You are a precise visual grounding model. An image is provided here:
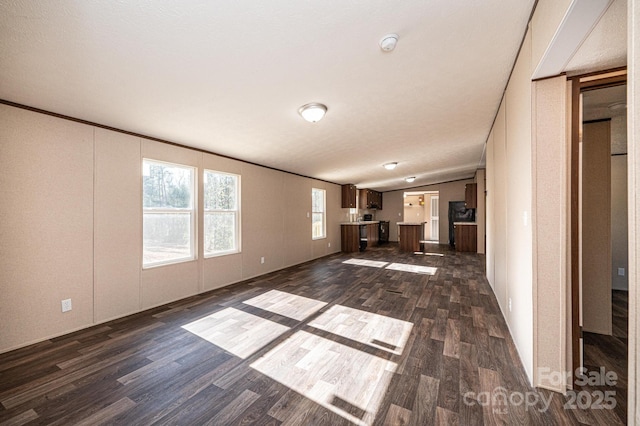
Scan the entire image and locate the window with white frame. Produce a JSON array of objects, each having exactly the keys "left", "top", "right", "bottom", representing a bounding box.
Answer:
[
  {"left": 143, "top": 159, "right": 195, "bottom": 267},
  {"left": 312, "top": 188, "right": 326, "bottom": 240},
  {"left": 204, "top": 170, "right": 240, "bottom": 256}
]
